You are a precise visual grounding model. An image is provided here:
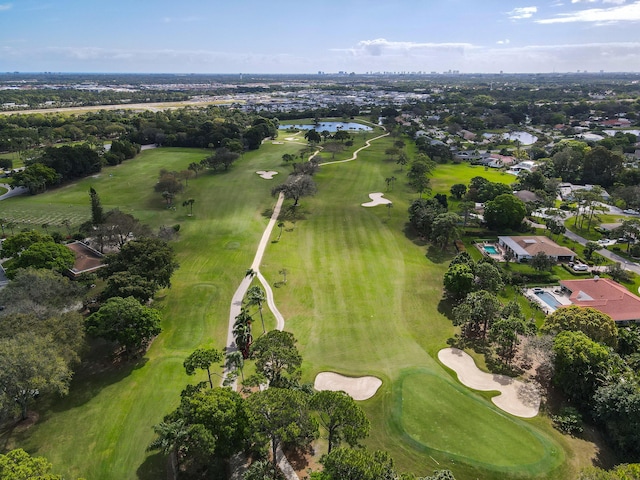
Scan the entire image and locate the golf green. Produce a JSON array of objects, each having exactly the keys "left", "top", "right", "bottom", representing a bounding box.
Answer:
[{"left": 399, "top": 372, "right": 561, "bottom": 474}]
